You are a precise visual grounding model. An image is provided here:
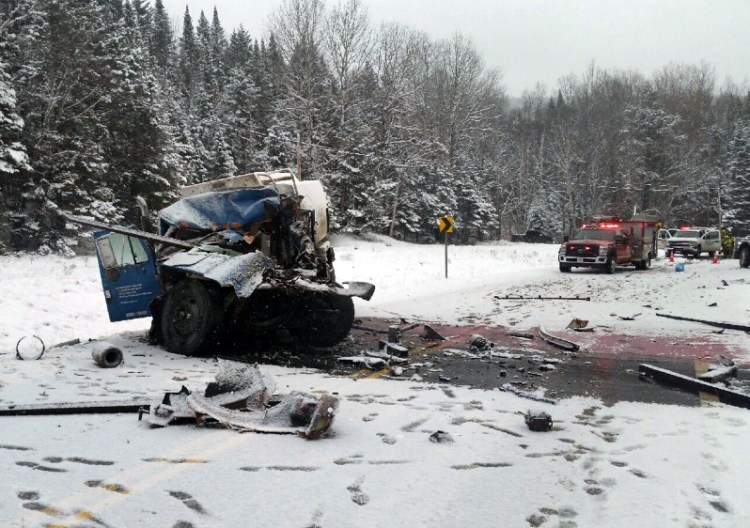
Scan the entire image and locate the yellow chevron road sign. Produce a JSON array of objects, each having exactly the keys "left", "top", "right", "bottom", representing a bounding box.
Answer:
[{"left": 438, "top": 216, "right": 454, "bottom": 234}]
